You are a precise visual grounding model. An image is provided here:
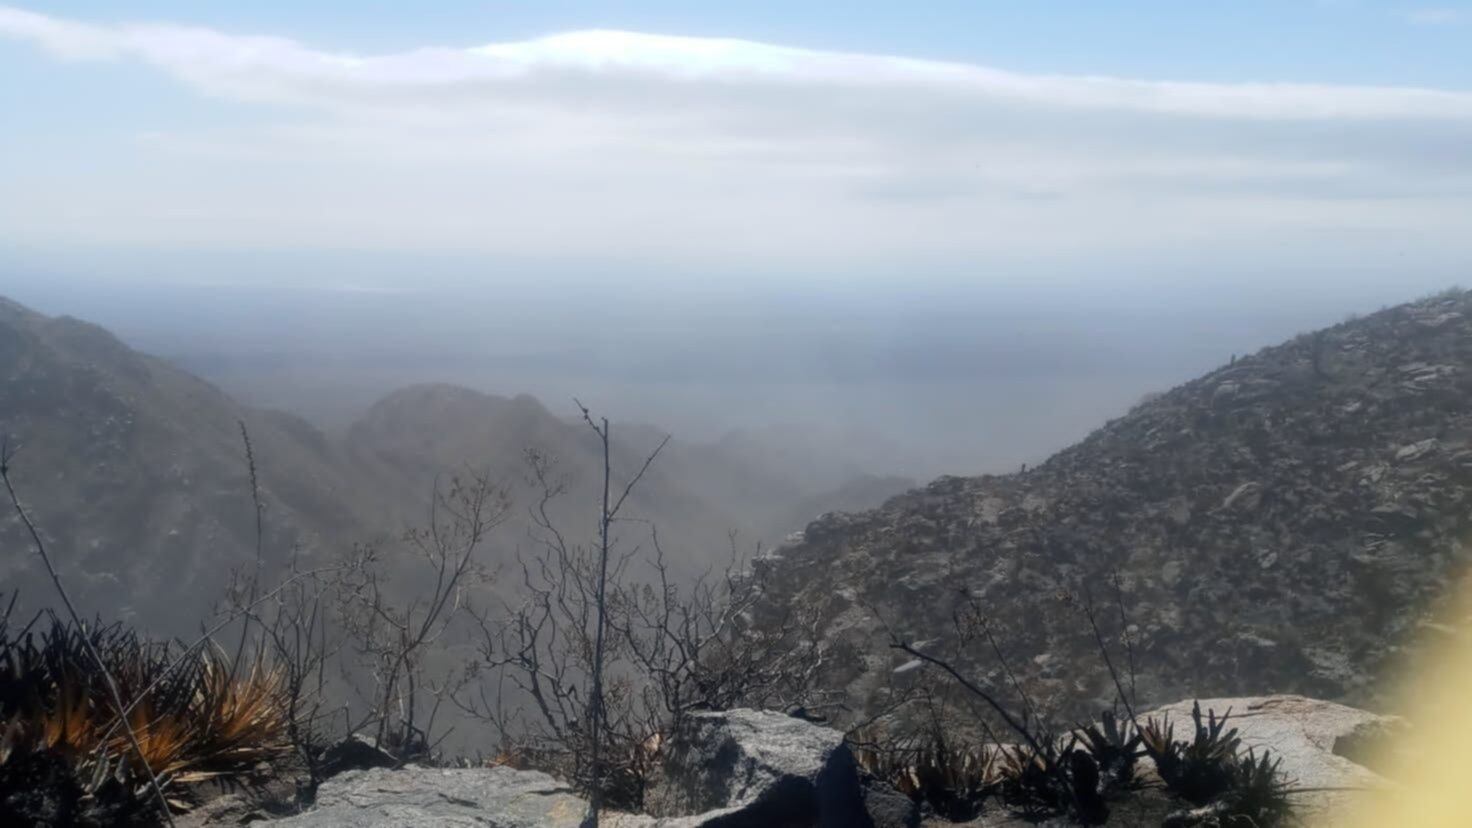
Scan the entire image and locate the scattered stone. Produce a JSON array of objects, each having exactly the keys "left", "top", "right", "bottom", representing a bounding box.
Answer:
[
  {"left": 1211, "top": 382, "right": 1241, "bottom": 406},
  {"left": 1221, "top": 482, "right": 1263, "bottom": 512},
  {"left": 1395, "top": 439, "right": 1439, "bottom": 462}
]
